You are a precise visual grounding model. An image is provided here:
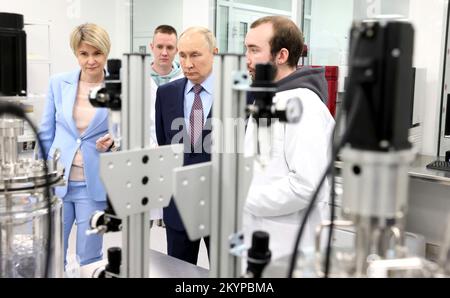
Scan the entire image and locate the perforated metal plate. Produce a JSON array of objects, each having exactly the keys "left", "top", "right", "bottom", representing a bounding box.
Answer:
[
  {"left": 100, "top": 144, "right": 184, "bottom": 217},
  {"left": 173, "top": 162, "right": 212, "bottom": 241}
]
